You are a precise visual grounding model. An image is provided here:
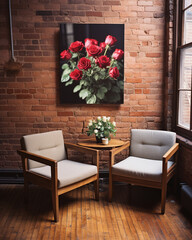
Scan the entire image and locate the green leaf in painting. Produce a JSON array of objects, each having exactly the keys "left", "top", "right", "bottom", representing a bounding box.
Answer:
[
  {"left": 61, "top": 63, "right": 69, "bottom": 70},
  {"left": 94, "top": 74, "right": 99, "bottom": 81},
  {"left": 80, "top": 80, "right": 85, "bottom": 86},
  {"left": 96, "top": 87, "right": 108, "bottom": 100},
  {"left": 73, "top": 85, "right": 81, "bottom": 93},
  {"left": 61, "top": 72, "right": 70, "bottom": 82},
  {"left": 98, "top": 70, "right": 106, "bottom": 80},
  {"left": 65, "top": 79, "right": 73, "bottom": 86},
  {"left": 86, "top": 95, "right": 96, "bottom": 104},
  {"left": 79, "top": 89, "right": 90, "bottom": 99},
  {"left": 72, "top": 53, "right": 78, "bottom": 59},
  {"left": 117, "top": 81, "right": 124, "bottom": 89},
  {"left": 63, "top": 68, "right": 71, "bottom": 75}
]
